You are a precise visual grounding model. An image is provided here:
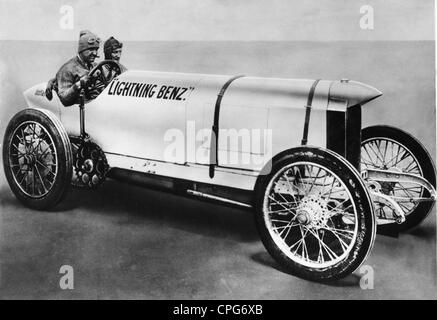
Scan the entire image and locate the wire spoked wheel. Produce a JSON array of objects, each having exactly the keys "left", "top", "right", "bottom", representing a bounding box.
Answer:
[
  {"left": 361, "top": 125, "right": 436, "bottom": 230},
  {"left": 8, "top": 121, "right": 58, "bottom": 198},
  {"left": 265, "top": 162, "right": 358, "bottom": 269},
  {"left": 3, "top": 109, "right": 72, "bottom": 210},
  {"left": 254, "top": 147, "right": 375, "bottom": 281}
]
